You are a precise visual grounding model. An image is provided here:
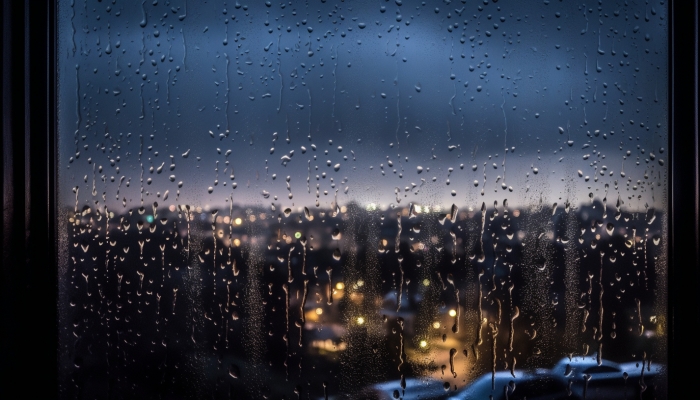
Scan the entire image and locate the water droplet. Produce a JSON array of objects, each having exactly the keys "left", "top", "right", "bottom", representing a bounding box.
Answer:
[
  {"left": 606, "top": 223, "right": 614, "bottom": 235},
  {"left": 229, "top": 364, "right": 240, "bottom": 379}
]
